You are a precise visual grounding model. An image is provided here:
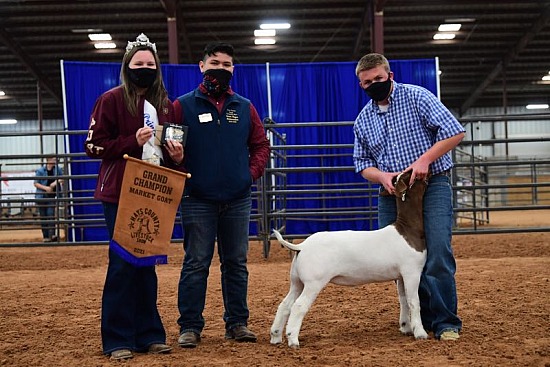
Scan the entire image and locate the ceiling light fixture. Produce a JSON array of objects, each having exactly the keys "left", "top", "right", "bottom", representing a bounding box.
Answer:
[
  {"left": 254, "top": 38, "right": 276, "bottom": 45},
  {"left": 433, "top": 33, "right": 456, "bottom": 40},
  {"left": 438, "top": 23, "right": 461, "bottom": 32},
  {"left": 0, "top": 119, "right": 17, "bottom": 125},
  {"left": 260, "top": 22, "right": 291, "bottom": 30},
  {"left": 88, "top": 33, "right": 112, "bottom": 41},
  {"left": 94, "top": 42, "right": 117, "bottom": 49},
  {"left": 254, "top": 29, "right": 276, "bottom": 37},
  {"left": 71, "top": 28, "right": 103, "bottom": 33},
  {"left": 525, "top": 104, "right": 549, "bottom": 109},
  {"left": 445, "top": 18, "right": 475, "bottom": 23}
]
